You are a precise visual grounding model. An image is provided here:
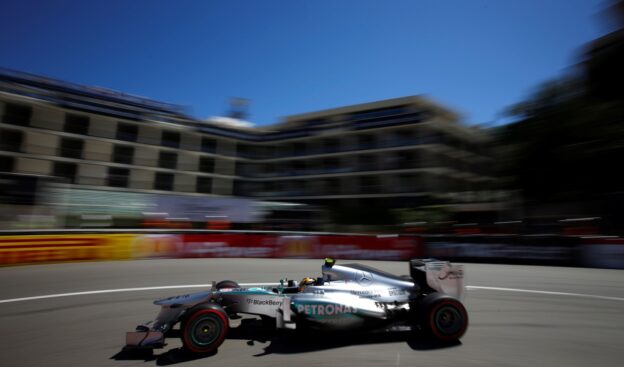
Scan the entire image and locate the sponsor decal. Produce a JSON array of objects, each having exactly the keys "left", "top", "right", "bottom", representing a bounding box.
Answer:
[
  {"left": 350, "top": 289, "right": 381, "bottom": 298},
  {"left": 388, "top": 288, "right": 406, "bottom": 296},
  {"left": 297, "top": 303, "right": 357, "bottom": 316},
  {"left": 438, "top": 268, "right": 464, "bottom": 280},
  {"left": 245, "top": 299, "right": 283, "bottom": 306},
  {"left": 218, "top": 287, "right": 241, "bottom": 292},
  {"left": 161, "top": 294, "right": 191, "bottom": 302}
]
